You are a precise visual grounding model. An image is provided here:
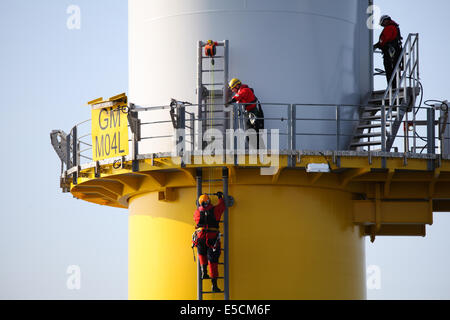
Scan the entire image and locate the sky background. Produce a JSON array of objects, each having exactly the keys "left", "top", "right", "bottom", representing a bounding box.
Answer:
[{"left": 0, "top": 0, "right": 449, "bottom": 300}]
